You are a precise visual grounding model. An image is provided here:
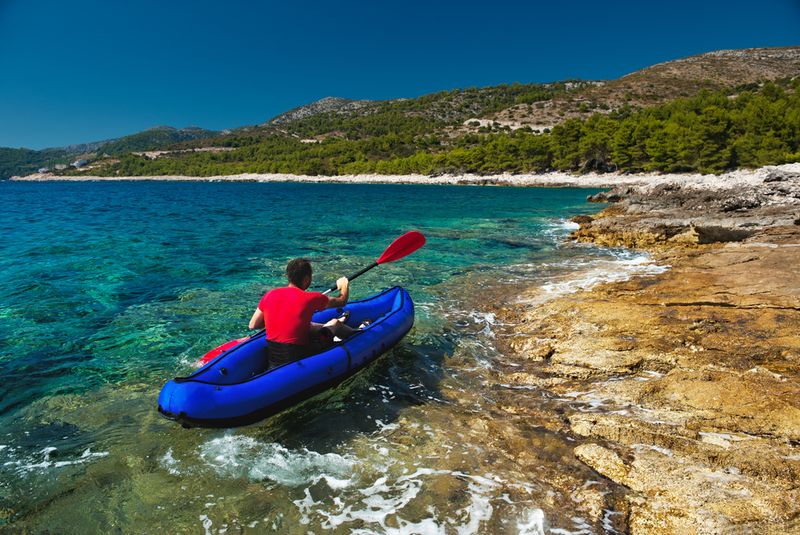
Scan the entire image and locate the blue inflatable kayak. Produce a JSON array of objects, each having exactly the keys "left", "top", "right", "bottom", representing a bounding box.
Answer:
[{"left": 158, "top": 286, "right": 414, "bottom": 428}]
